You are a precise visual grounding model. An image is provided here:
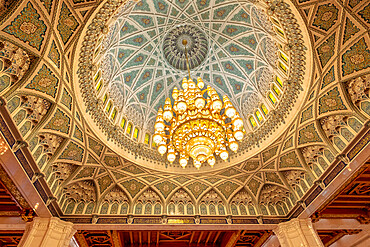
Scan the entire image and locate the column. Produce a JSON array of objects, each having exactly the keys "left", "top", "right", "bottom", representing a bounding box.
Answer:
[
  {"left": 18, "top": 217, "right": 76, "bottom": 247},
  {"left": 273, "top": 218, "right": 324, "bottom": 247}
]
